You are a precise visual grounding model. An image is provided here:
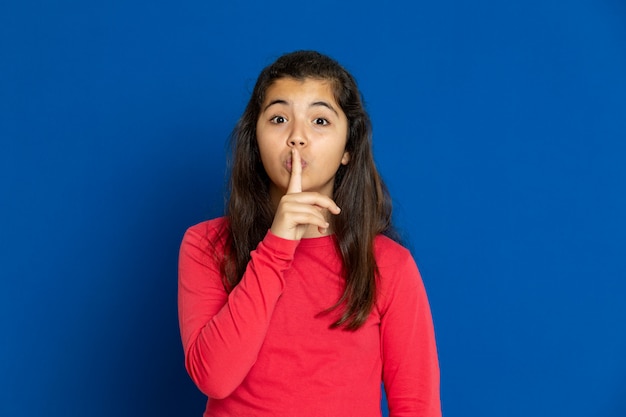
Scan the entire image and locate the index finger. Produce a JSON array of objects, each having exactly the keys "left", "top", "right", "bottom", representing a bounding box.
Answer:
[{"left": 287, "top": 148, "right": 302, "bottom": 194}]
